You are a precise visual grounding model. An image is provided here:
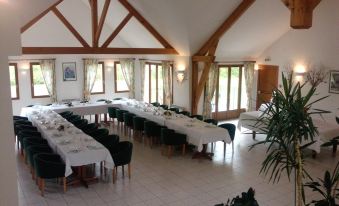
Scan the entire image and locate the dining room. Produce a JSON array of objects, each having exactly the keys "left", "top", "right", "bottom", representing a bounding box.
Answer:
[{"left": 1, "top": 0, "right": 339, "bottom": 205}]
